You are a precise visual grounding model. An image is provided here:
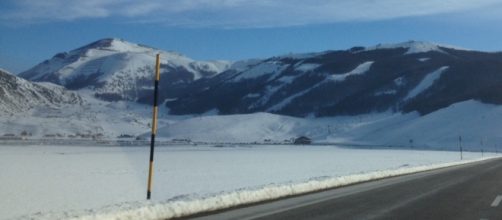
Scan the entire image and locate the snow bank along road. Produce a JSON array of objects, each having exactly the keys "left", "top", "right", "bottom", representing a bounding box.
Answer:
[{"left": 193, "top": 157, "right": 502, "bottom": 220}]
